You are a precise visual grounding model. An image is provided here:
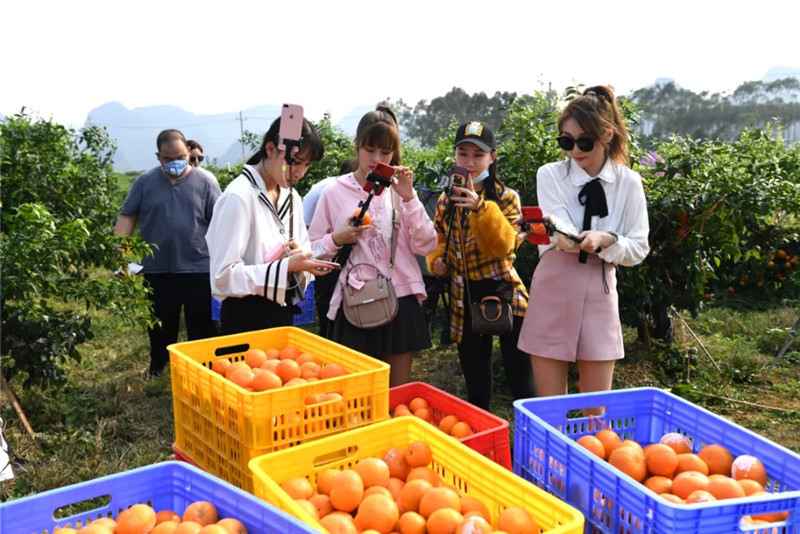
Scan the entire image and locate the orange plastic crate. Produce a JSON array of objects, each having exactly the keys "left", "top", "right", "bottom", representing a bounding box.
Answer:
[
  {"left": 249, "top": 416, "right": 583, "bottom": 534},
  {"left": 168, "top": 327, "right": 390, "bottom": 490},
  {"left": 390, "top": 381, "right": 511, "bottom": 469}
]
